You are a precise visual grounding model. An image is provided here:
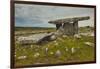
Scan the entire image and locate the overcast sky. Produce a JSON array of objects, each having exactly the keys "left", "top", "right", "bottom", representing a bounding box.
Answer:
[{"left": 15, "top": 3, "right": 94, "bottom": 27}]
